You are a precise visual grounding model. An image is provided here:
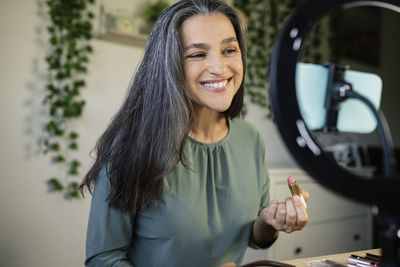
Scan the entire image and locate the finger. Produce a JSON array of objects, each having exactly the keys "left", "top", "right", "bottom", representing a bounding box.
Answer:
[
  {"left": 262, "top": 200, "right": 279, "bottom": 225},
  {"left": 260, "top": 200, "right": 278, "bottom": 226},
  {"left": 270, "top": 199, "right": 279, "bottom": 206},
  {"left": 285, "top": 197, "right": 297, "bottom": 231},
  {"left": 292, "top": 196, "right": 309, "bottom": 229},
  {"left": 275, "top": 202, "right": 287, "bottom": 227},
  {"left": 300, "top": 188, "right": 310, "bottom": 203},
  {"left": 266, "top": 200, "right": 279, "bottom": 217}
]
